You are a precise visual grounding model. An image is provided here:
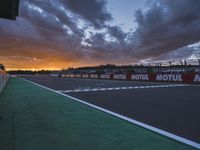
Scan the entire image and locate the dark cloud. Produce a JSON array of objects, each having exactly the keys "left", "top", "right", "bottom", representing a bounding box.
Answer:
[
  {"left": 62, "top": 0, "right": 112, "bottom": 28},
  {"left": 128, "top": 0, "right": 200, "bottom": 60},
  {"left": 0, "top": 0, "right": 200, "bottom": 69},
  {"left": 106, "top": 26, "right": 126, "bottom": 45}
]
